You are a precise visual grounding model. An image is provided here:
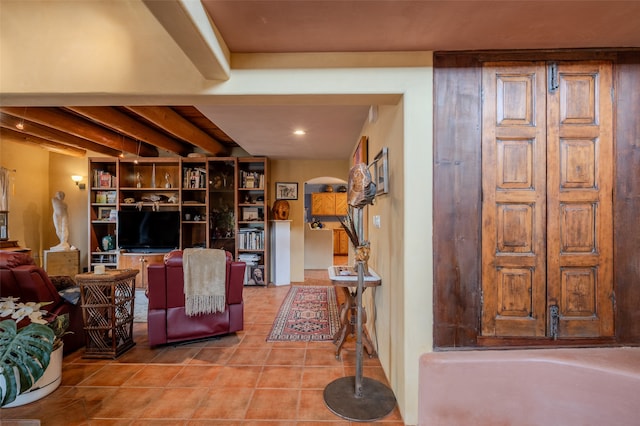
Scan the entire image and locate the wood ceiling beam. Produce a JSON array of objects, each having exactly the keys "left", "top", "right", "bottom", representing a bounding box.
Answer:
[
  {"left": 124, "top": 106, "right": 227, "bottom": 156},
  {"left": 65, "top": 106, "right": 192, "bottom": 157},
  {"left": 0, "top": 107, "right": 158, "bottom": 157},
  {"left": 0, "top": 127, "right": 87, "bottom": 157},
  {"left": 0, "top": 112, "right": 122, "bottom": 157}
]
